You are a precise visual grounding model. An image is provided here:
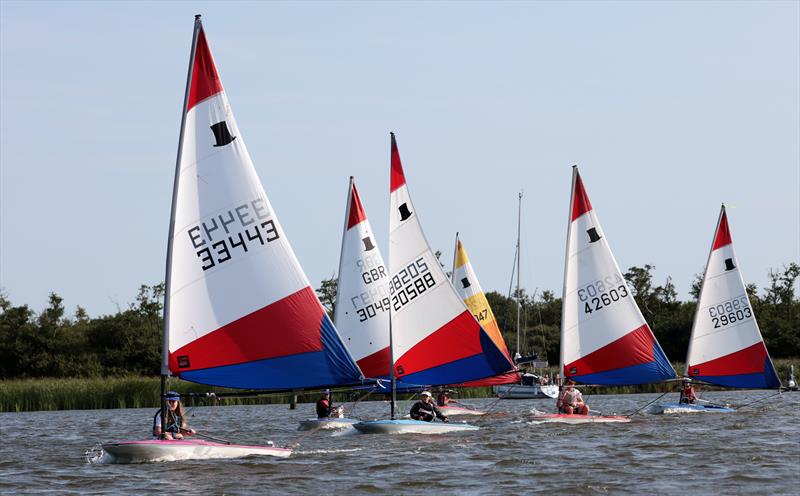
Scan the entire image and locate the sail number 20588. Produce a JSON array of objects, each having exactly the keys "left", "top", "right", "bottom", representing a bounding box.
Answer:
[
  {"left": 709, "top": 296, "right": 752, "bottom": 328},
  {"left": 579, "top": 274, "right": 630, "bottom": 314},
  {"left": 390, "top": 257, "right": 435, "bottom": 311}
]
